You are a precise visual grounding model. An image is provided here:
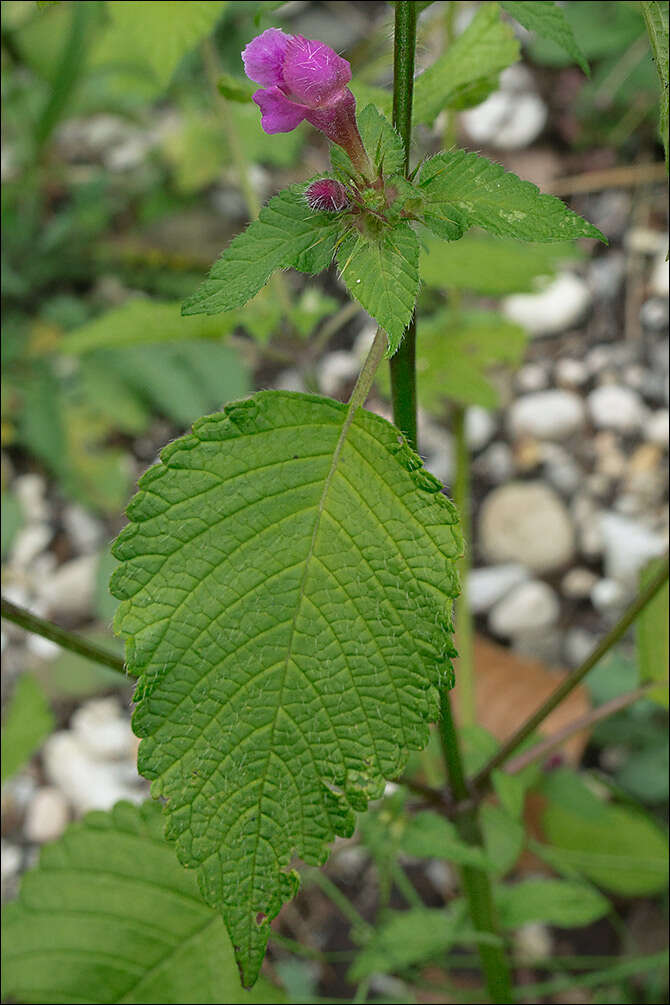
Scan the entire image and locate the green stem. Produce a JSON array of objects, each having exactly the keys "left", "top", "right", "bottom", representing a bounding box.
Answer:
[
  {"left": 471, "top": 555, "right": 669, "bottom": 795},
  {"left": 389, "top": 1, "right": 418, "bottom": 450},
  {"left": 1, "top": 597, "right": 129, "bottom": 676},
  {"left": 452, "top": 403, "right": 476, "bottom": 727},
  {"left": 390, "top": 6, "right": 514, "bottom": 1002}
]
